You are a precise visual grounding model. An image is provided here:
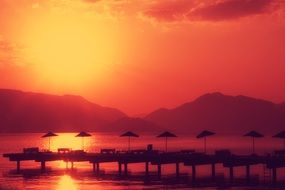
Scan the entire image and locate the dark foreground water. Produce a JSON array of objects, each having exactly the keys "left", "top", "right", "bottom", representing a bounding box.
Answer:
[{"left": 0, "top": 133, "right": 285, "bottom": 189}]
